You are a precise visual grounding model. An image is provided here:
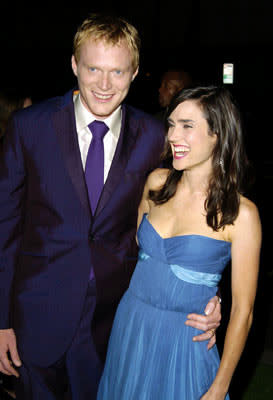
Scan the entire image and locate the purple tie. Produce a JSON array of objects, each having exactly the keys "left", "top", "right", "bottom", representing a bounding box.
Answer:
[{"left": 85, "top": 120, "right": 109, "bottom": 214}]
